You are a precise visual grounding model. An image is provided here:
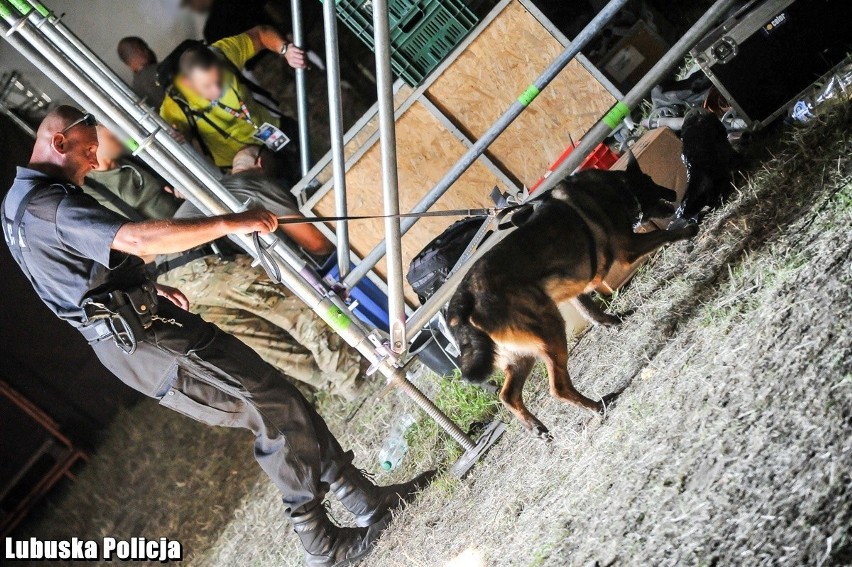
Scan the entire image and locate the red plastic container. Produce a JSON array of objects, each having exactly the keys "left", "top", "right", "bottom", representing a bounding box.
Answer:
[{"left": 529, "top": 142, "right": 618, "bottom": 193}]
